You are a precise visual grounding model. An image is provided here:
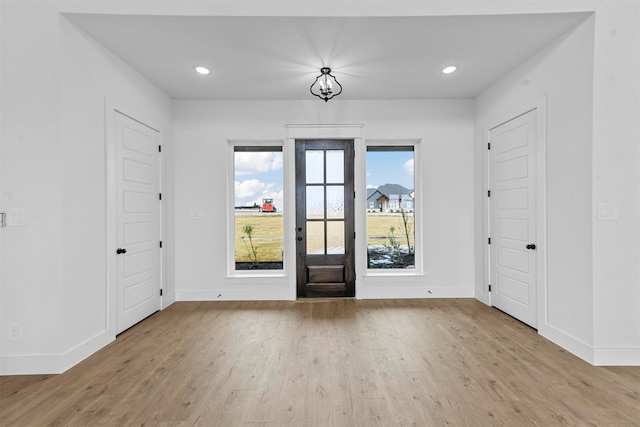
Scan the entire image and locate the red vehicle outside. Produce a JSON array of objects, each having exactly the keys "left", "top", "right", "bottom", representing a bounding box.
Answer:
[{"left": 261, "top": 198, "right": 276, "bottom": 212}]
